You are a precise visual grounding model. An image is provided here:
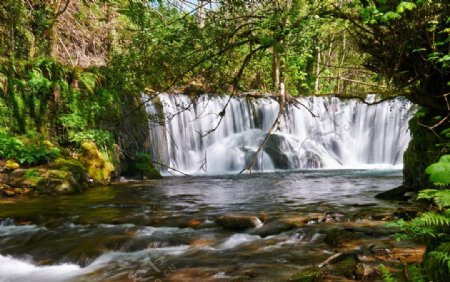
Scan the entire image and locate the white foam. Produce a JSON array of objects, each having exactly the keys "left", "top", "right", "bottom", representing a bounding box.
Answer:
[
  {"left": 0, "top": 255, "right": 84, "bottom": 282},
  {"left": 217, "top": 234, "right": 260, "bottom": 249}
]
